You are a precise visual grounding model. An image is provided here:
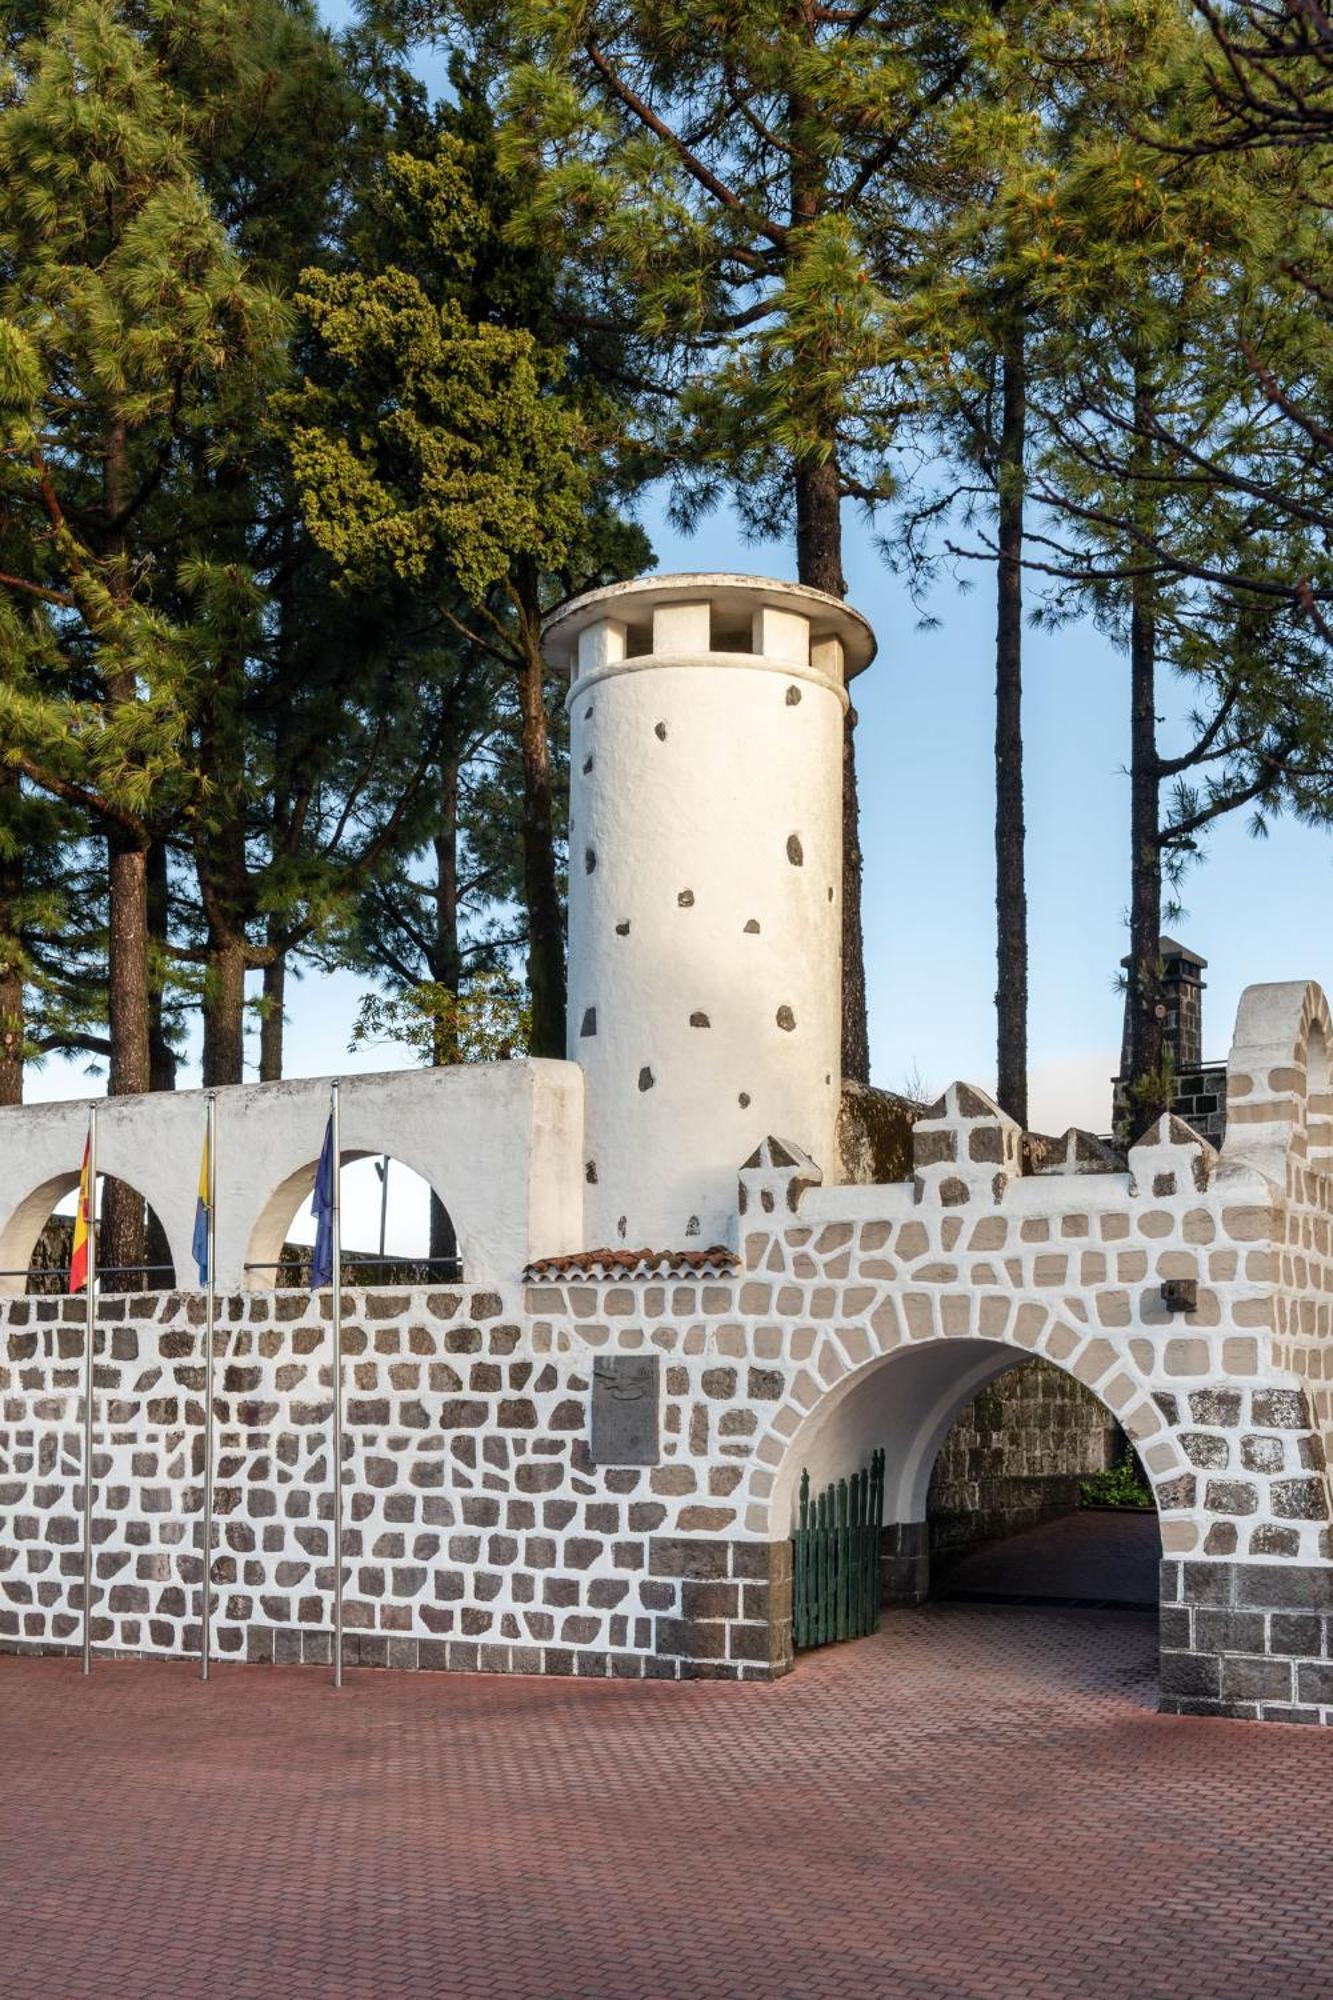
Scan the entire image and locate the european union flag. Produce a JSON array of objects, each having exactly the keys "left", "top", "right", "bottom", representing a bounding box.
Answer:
[{"left": 310, "top": 1114, "right": 336, "bottom": 1290}]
